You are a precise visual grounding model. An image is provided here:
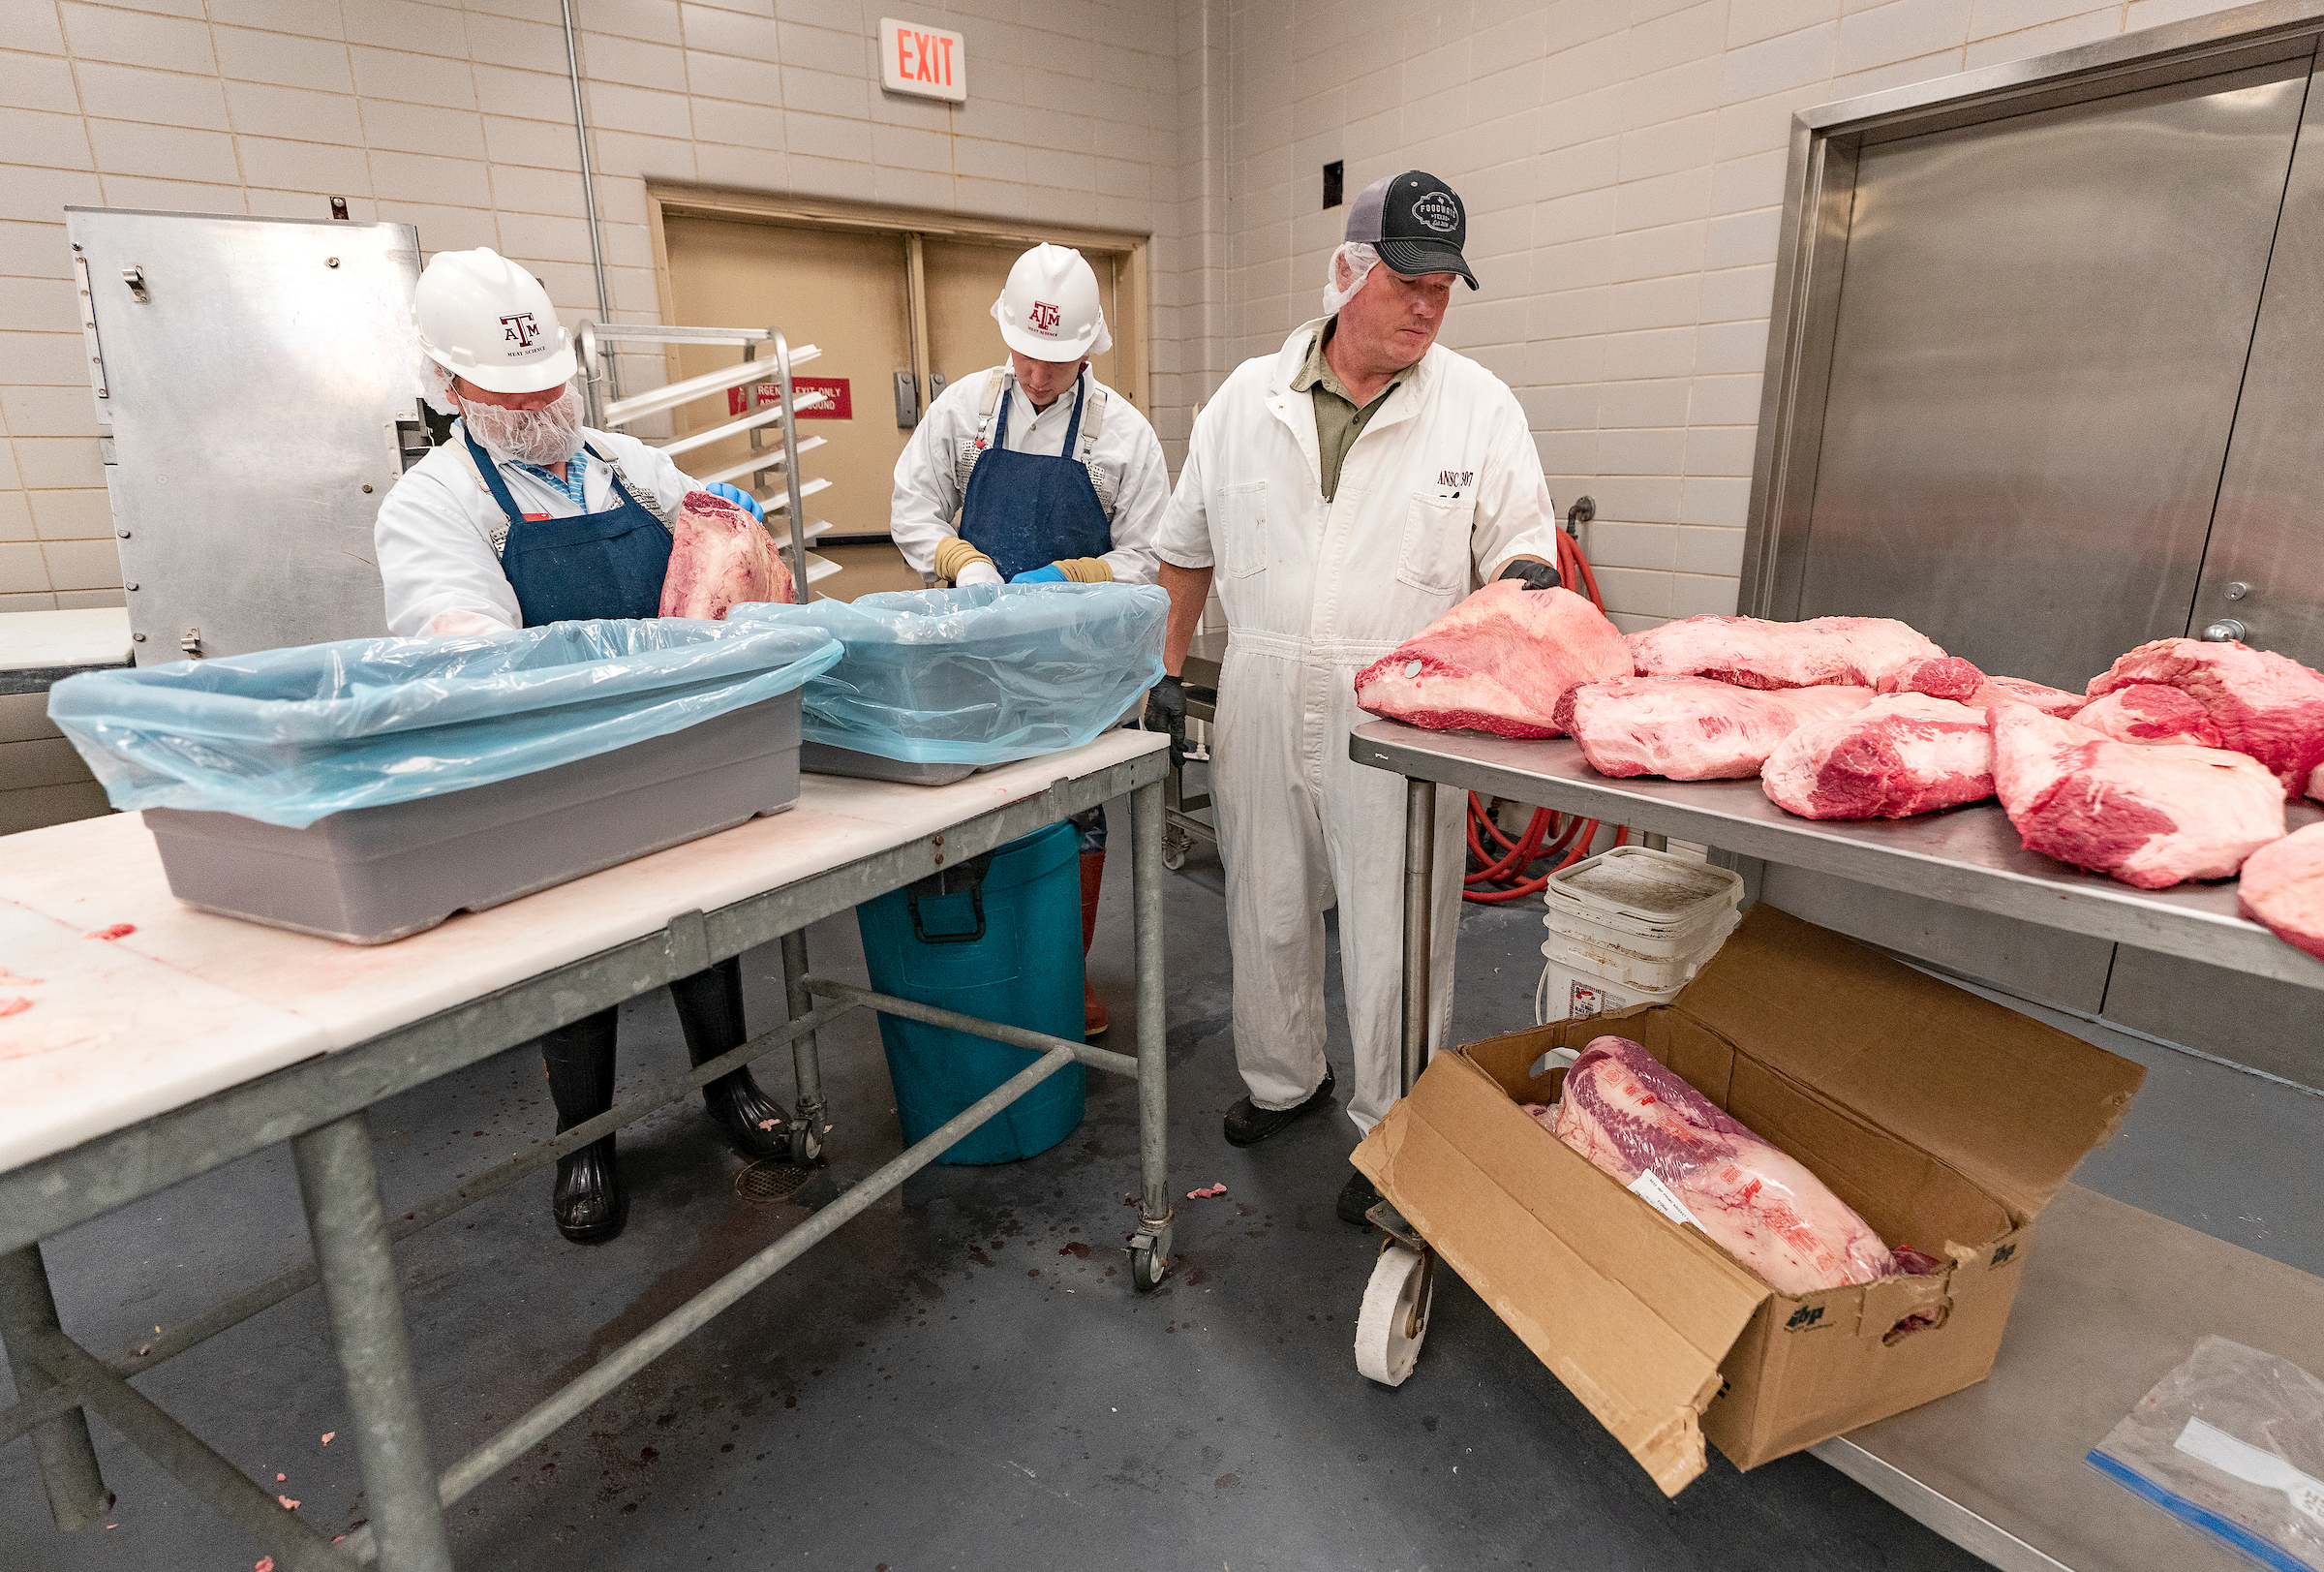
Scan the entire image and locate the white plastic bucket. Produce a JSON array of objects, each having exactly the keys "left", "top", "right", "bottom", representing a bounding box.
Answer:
[{"left": 1535, "top": 847, "right": 1744, "bottom": 1023}]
